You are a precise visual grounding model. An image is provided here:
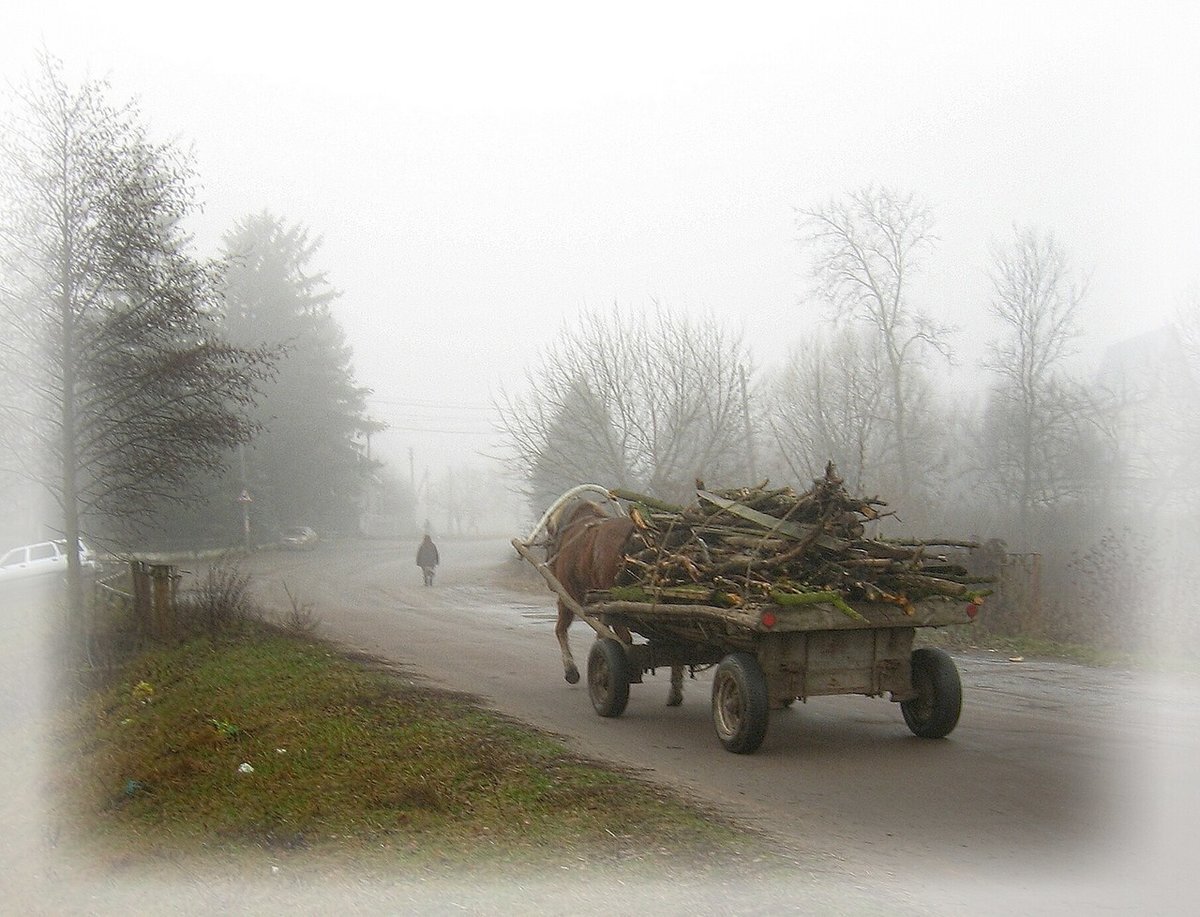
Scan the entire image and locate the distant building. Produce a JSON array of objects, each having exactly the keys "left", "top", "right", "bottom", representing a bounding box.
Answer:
[
  {"left": 1095, "top": 324, "right": 1199, "bottom": 646},
  {"left": 1095, "top": 324, "right": 1199, "bottom": 513}
]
